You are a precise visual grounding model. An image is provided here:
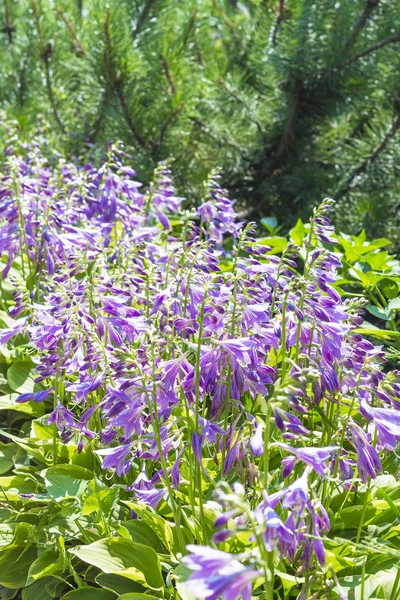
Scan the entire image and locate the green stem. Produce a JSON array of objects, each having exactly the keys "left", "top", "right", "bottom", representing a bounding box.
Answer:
[
  {"left": 263, "top": 401, "right": 271, "bottom": 490},
  {"left": 356, "top": 481, "right": 371, "bottom": 544}
]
